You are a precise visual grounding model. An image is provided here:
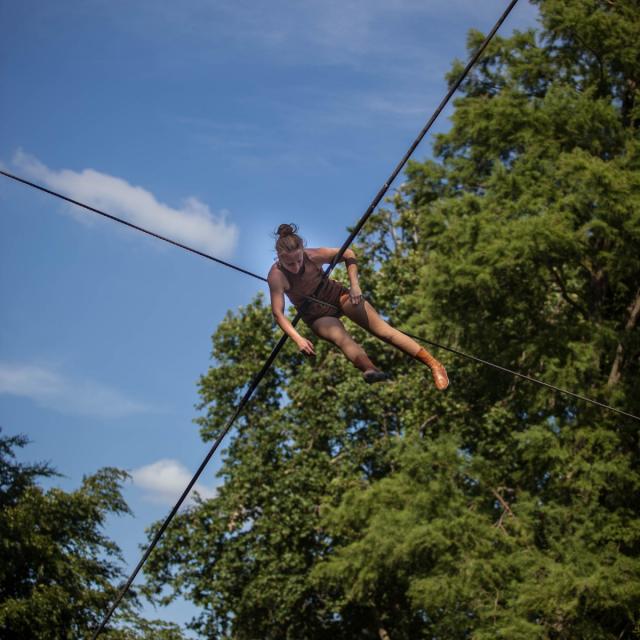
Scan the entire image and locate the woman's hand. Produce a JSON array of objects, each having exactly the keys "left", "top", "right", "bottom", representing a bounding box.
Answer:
[
  {"left": 349, "top": 285, "right": 363, "bottom": 306},
  {"left": 295, "top": 336, "right": 316, "bottom": 357}
]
